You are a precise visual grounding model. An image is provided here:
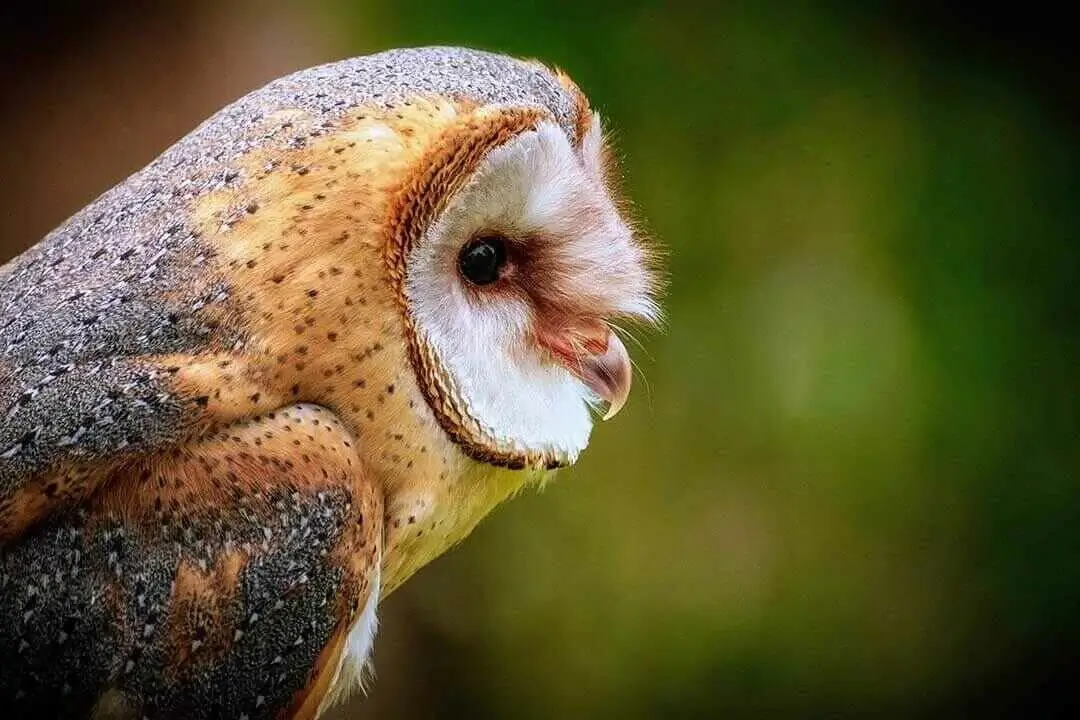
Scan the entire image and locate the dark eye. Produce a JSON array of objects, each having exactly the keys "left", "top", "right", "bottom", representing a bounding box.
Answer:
[{"left": 458, "top": 235, "right": 507, "bottom": 286}]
